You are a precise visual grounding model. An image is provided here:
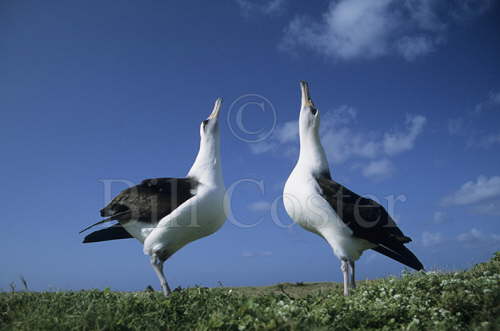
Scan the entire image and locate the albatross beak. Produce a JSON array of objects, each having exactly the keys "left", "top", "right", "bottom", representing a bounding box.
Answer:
[
  {"left": 208, "top": 98, "right": 222, "bottom": 120},
  {"left": 300, "top": 81, "right": 315, "bottom": 109}
]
